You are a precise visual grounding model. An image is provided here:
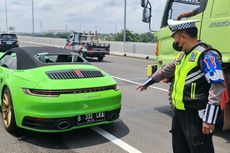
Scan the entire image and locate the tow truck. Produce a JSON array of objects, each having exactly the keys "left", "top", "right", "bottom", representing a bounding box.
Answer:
[
  {"left": 141, "top": 0, "right": 230, "bottom": 130},
  {"left": 65, "top": 31, "right": 110, "bottom": 61}
]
